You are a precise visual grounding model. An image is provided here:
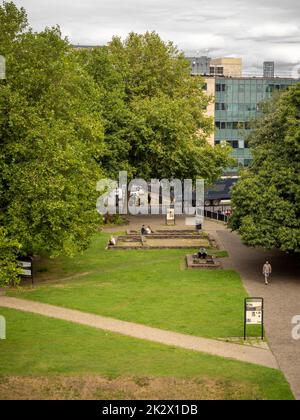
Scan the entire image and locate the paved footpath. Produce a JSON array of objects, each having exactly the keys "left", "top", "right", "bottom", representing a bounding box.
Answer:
[
  {"left": 0, "top": 296, "right": 278, "bottom": 370},
  {"left": 204, "top": 221, "right": 300, "bottom": 400}
]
